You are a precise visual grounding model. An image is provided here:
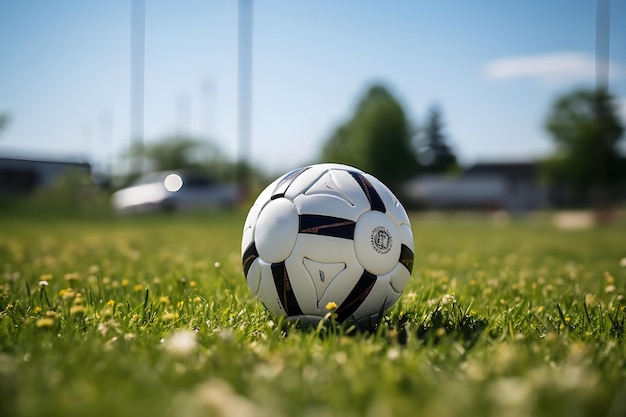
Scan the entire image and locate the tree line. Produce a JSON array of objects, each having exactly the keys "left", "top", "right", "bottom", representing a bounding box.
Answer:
[
  {"left": 117, "top": 83, "right": 625, "bottom": 207},
  {"left": 116, "top": 84, "right": 463, "bottom": 194},
  {"left": 2, "top": 82, "right": 623, "bottom": 208}
]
